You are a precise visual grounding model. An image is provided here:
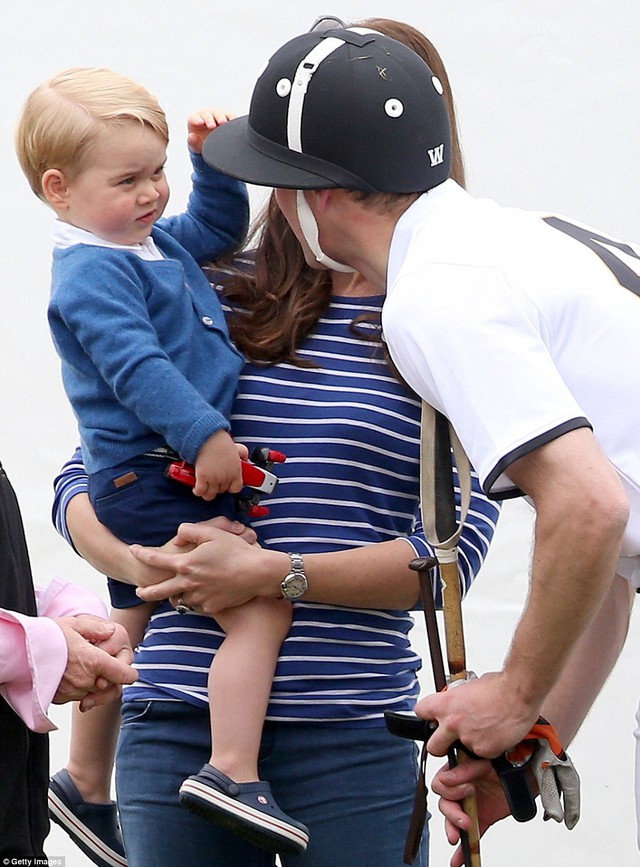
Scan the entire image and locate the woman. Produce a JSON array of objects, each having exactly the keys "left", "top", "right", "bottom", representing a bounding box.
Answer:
[{"left": 52, "top": 18, "right": 498, "bottom": 867}]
